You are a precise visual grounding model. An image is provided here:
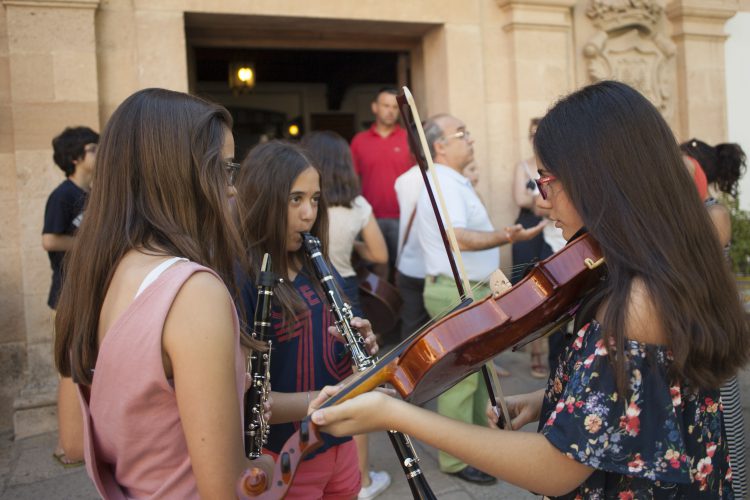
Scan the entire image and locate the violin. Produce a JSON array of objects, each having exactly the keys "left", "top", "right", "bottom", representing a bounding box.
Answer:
[
  {"left": 355, "top": 264, "right": 403, "bottom": 335},
  {"left": 237, "top": 232, "right": 605, "bottom": 498}
]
